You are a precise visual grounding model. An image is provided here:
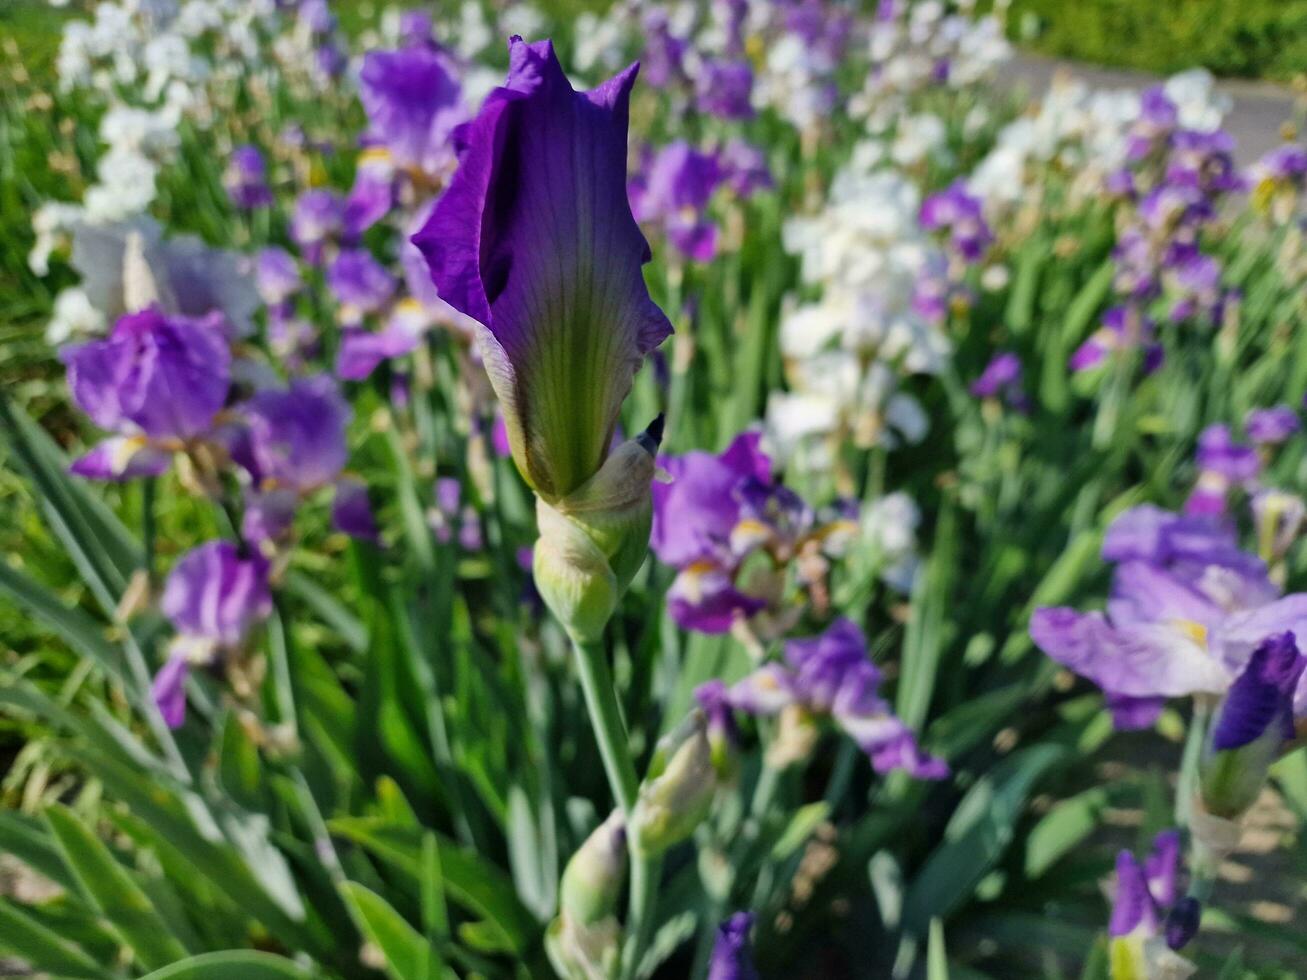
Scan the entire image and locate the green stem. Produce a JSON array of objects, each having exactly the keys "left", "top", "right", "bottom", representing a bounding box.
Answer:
[
  {"left": 572, "top": 638, "right": 638, "bottom": 812},
  {"left": 571, "top": 637, "right": 660, "bottom": 980},
  {"left": 1176, "top": 700, "right": 1211, "bottom": 829},
  {"left": 141, "top": 477, "right": 157, "bottom": 586}
]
